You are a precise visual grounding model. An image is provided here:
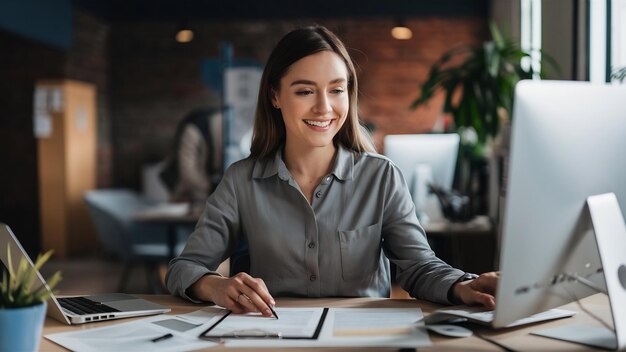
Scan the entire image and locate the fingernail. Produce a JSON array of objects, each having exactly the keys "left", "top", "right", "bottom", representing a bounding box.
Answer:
[
  {"left": 270, "top": 301, "right": 276, "bottom": 307},
  {"left": 264, "top": 309, "right": 272, "bottom": 316}
]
